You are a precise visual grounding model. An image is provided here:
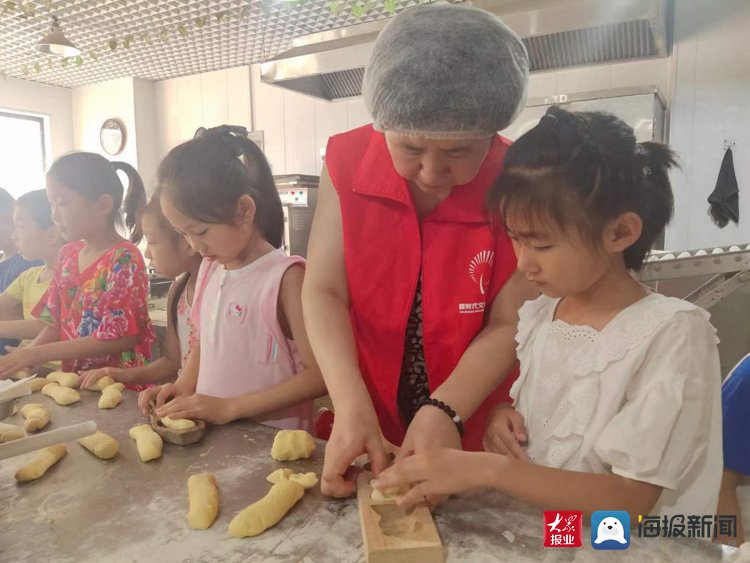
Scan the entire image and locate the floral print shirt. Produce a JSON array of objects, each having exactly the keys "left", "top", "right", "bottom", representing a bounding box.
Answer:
[{"left": 33, "top": 240, "right": 156, "bottom": 389}]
